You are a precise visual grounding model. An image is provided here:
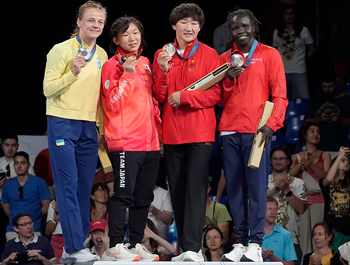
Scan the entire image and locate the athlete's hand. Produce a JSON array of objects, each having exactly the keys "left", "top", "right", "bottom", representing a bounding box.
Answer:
[
  {"left": 168, "top": 91, "right": 181, "bottom": 108},
  {"left": 72, "top": 56, "right": 86, "bottom": 77},
  {"left": 227, "top": 65, "right": 243, "bottom": 81},
  {"left": 257, "top": 125, "right": 274, "bottom": 147},
  {"left": 123, "top": 56, "right": 138, "bottom": 74},
  {"left": 157, "top": 52, "right": 172, "bottom": 74}
]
